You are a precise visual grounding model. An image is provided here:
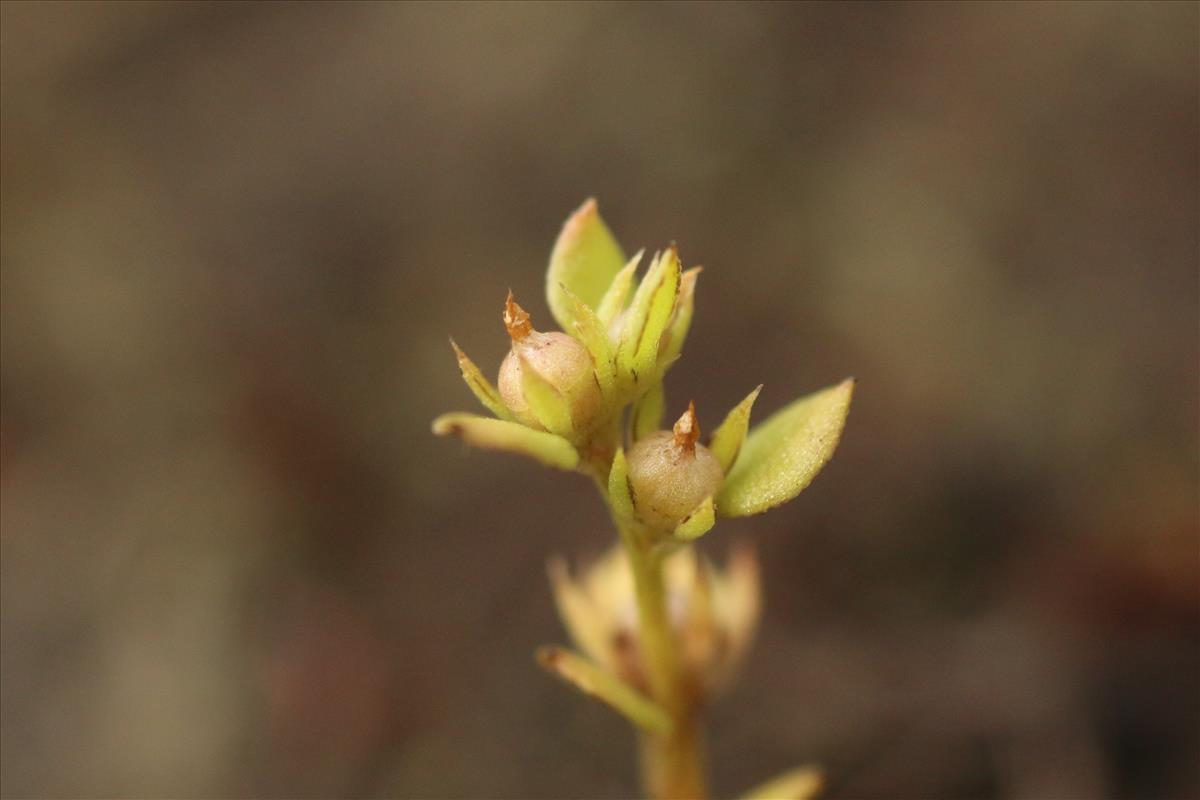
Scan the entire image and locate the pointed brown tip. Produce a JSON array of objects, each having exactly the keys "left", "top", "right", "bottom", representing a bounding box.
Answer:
[
  {"left": 536, "top": 645, "right": 563, "bottom": 669},
  {"left": 673, "top": 400, "right": 700, "bottom": 451},
  {"left": 503, "top": 290, "right": 532, "bottom": 341}
]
